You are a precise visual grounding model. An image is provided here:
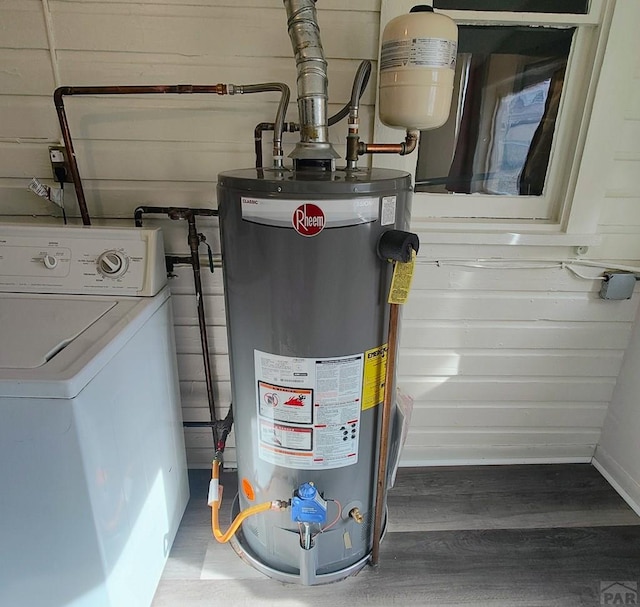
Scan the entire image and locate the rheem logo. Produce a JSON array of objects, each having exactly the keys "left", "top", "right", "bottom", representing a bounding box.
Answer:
[{"left": 292, "top": 203, "right": 325, "bottom": 237}]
